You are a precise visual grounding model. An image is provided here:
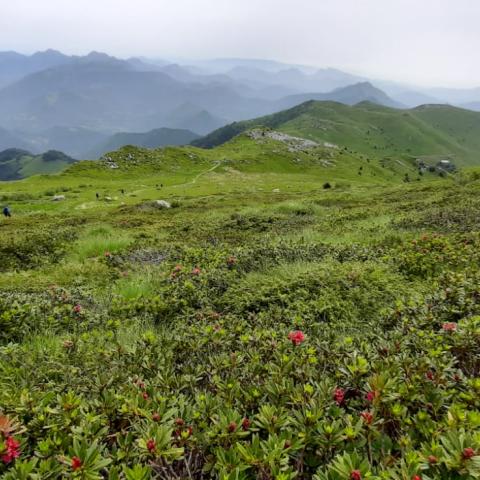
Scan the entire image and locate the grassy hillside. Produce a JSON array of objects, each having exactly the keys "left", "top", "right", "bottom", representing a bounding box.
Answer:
[
  {"left": 0, "top": 128, "right": 438, "bottom": 204},
  {"left": 193, "top": 100, "right": 480, "bottom": 166},
  {"left": 0, "top": 137, "right": 479, "bottom": 477},
  {"left": 0, "top": 148, "right": 75, "bottom": 180},
  {"left": 87, "top": 127, "right": 200, "bottom": 159}
]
